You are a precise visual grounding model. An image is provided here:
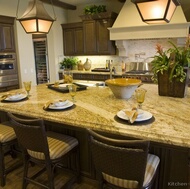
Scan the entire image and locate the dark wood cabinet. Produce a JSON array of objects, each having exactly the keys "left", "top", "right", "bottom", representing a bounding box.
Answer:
[
  {"left": 62, "top": 22, "right": 84, "bottom": 55},
  {"left": 83, "top": 20, "right": 97, "bottom": 54},
  {"left": 61, "top": 17, "right": 116, "bottom": 55},
  {"left": 59, "top": 72, "right": 111, "bottom": 81},
  {"left": 73, "top": 72, "right": 110, "bottom": 81},
  {"left": 0, "top": 16, "right": 15, "bottom": 52},
  {"left": 83, "top": 19, "right": 116, "bottom": 55}
]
